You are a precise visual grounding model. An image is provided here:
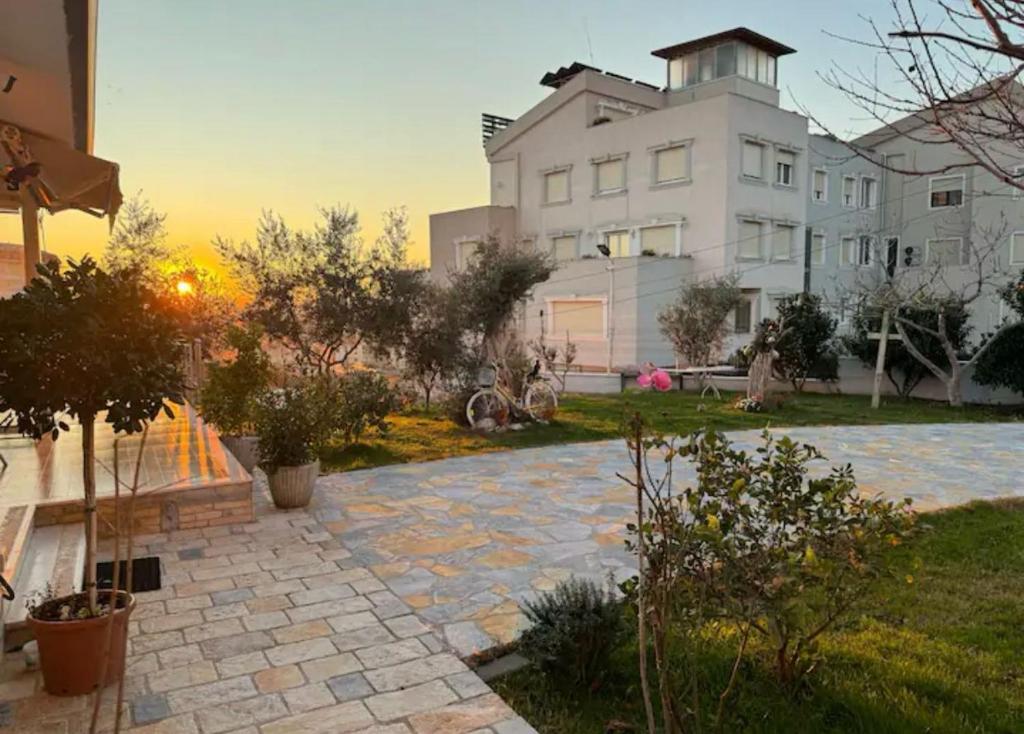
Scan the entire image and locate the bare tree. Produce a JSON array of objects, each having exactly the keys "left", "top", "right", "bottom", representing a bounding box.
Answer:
[
  {"left": 843, "top": 221, "right": 1016, "bottom": 405},
  {"left": 821, "top": 0, "right": 1024, "bottom": 190}
]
